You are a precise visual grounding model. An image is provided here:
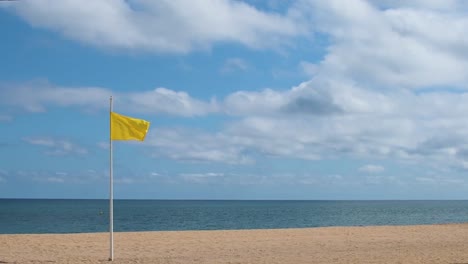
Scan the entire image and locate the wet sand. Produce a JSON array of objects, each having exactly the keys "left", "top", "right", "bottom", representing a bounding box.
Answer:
[{"left": 1, "top": 224, "right": 468, "bottom": 263}]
